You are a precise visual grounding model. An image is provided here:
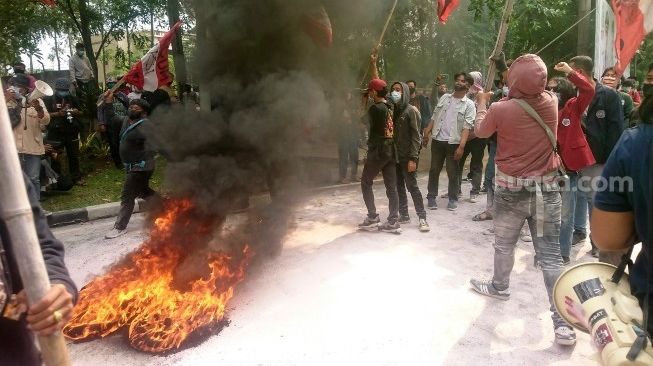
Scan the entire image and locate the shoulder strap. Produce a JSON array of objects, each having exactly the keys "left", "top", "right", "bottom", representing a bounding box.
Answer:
[{"left": 513, "top": 99, "right": 558, "bottom": 153}]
